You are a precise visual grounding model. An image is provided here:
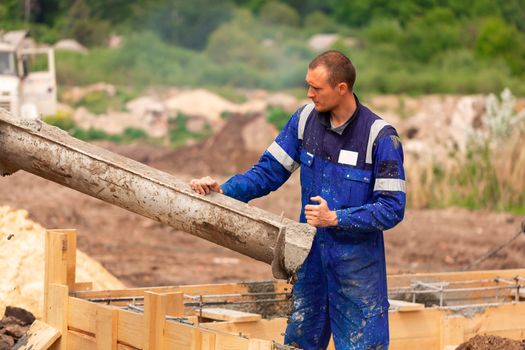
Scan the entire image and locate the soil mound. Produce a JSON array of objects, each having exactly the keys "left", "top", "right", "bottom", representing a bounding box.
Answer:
[
  {"left": 456, "top": 334, "right": 525, "bottom": 350},
  {"left": 0, "top": 306, "right": 35, "bottom": 349},
  {"left": 154, "top": 113, "right": 265, "bottom": 176}
]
